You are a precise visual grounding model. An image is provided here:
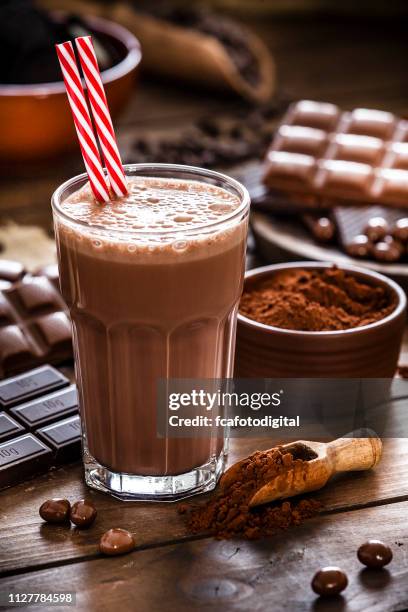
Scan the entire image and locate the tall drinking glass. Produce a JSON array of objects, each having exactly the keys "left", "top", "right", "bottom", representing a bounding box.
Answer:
[{"left": 51, "top": 164, "right": 250, "bottom": 500}]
